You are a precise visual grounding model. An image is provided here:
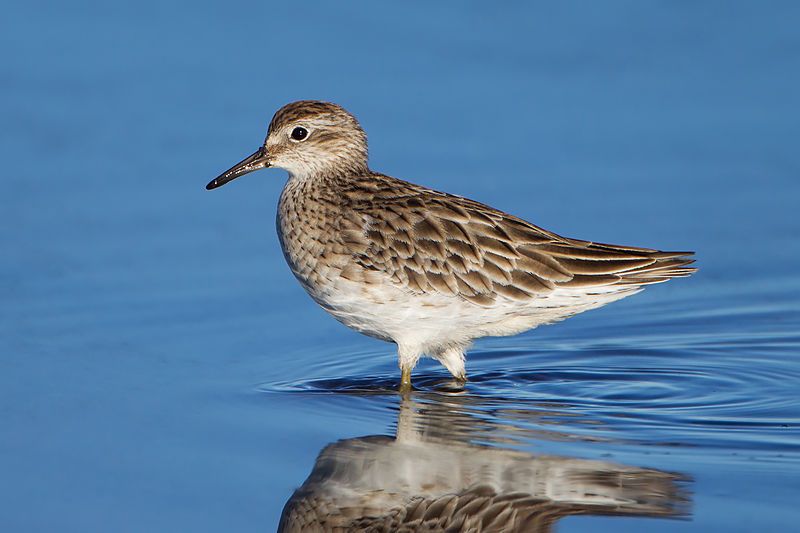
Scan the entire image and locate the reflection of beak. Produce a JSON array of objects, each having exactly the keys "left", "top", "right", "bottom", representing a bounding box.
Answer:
[{"left": 206, "top": 147, "right": 270, "bottom": 190}]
